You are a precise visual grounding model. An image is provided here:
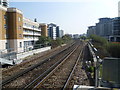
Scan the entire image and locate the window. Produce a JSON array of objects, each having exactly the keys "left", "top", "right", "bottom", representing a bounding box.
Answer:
[
  {"left": 20, "top": 42, "right": 22, "bottom": 48},
  {"left": 4, "top": 34, "right": 6, "bottom": 38},
  {"left": 0, "top": 1, "right": 2, "bottom": 5},
  {"left": 6, "top": 43, "right": 8, "bottom": 49},
  {"left": 2, "top": 2, "right": 8, "bottom": 7},
  {"left": 19, "top": 34, "right": 22, "bottom": 38},
  {"left": 6, "top": 34, "right": 8, "bottom": 38},
  {"left": 4, "top": 24, "right": 7, "bottom": 29},
  {"left": 4, "top": 34, "right": 8, "bottom": 38},
  {"left": 18, "top": 17, "right": 21, "bottom": 21},
  {"left": 4, "top": 15, "right": 7, "bottom": 20},
  {"left": 19, "top": 26, "right": 22, "bottom": 30}
]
